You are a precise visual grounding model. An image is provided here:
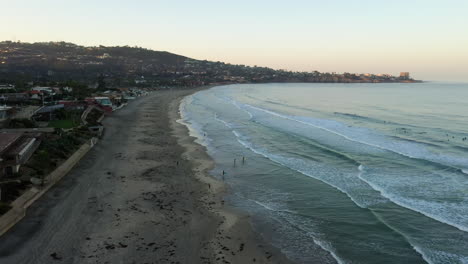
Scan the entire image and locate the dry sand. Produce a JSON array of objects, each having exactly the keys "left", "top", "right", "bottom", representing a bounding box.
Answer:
[{"left": 0, "top": 89, "right": 293, "bottom": 264}]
